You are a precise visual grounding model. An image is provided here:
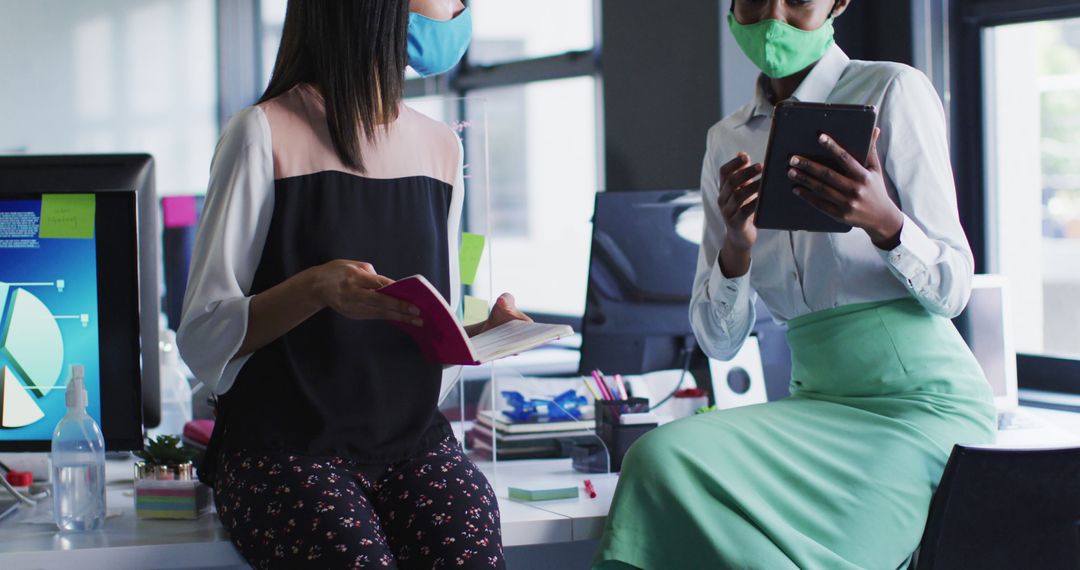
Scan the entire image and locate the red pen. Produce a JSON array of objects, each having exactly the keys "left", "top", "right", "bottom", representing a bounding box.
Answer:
[{"left": 584, "top": 479, "right": 597, "bottom": 499}]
